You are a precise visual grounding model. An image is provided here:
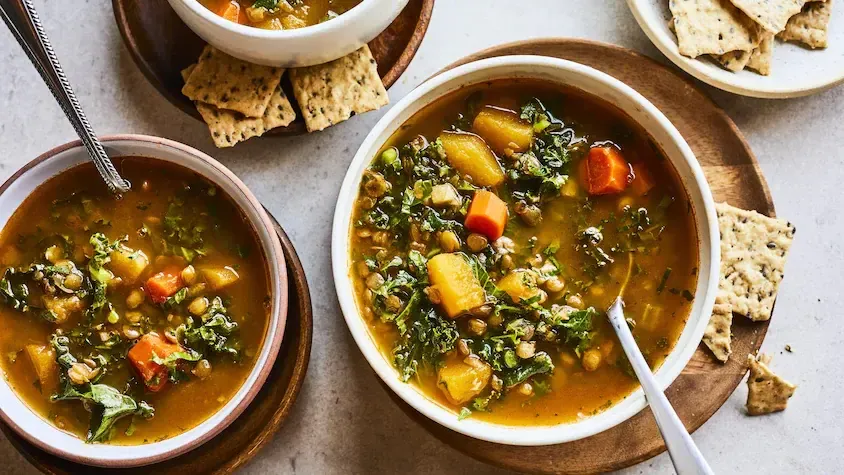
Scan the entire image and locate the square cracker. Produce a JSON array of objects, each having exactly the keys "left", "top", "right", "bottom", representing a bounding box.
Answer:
[
  {"left": 290, "top": 45, "right": 389, "bottom": 132},
  {"left": 729, "top": 0, "right": 809, "bottom": 33},
  {"left": 777, "top": 0, "right": 833, "bottom": 48},
  {"left": 182, "top": 46, "right": 284, "bottom": 118},
  {"left": 716, "top": 202, "right": 795, "bottom": 322},
  {"left": 196, "top": 85, "right": 296, "bottom": 148},
  {"left": 669, "top": 0, "right": 764, "bottom": 57},
  {"left": 703, "top": 298, "right": 733, "bottom": 362},
  {"left": 712, "top": 50, "right": 753, "bottom": 71},
  {"left": 747, "top": 32, "right": 775, "bottom": 75},
  {"left": 746, "top": 353, "right": 796, "bottom": 415},
  {"left": 182, "top": 62, "right": 296, "bottom": 148}
]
